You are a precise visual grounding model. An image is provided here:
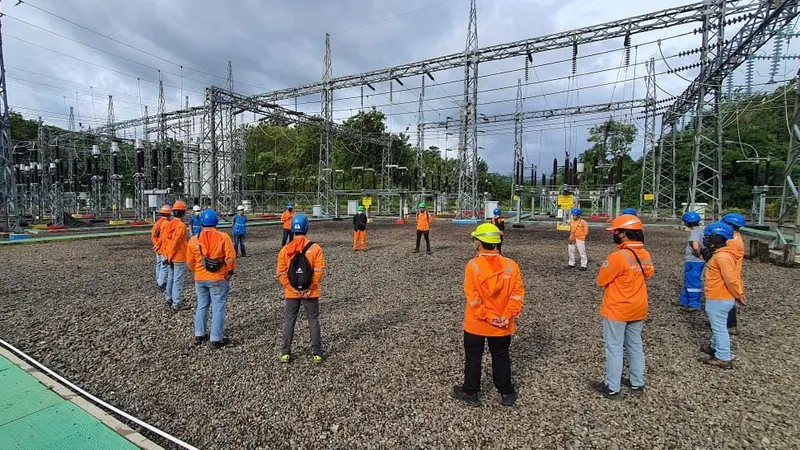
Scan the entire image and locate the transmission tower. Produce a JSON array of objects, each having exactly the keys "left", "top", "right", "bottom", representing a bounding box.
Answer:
[
  {"left": 687, "top": 0, "right": 727, "bottom": 219},
  {"left": 779, "top": 68, "right": 800, "bottom": 261},
  {"left": 0, "top": 10, "right": 14, "bottom": 230},
  {"left": 457, "top": 0, "right": 479, "bottom": 219},
  {"left": 639, "top": 58, "right": 657, "bottom": 216},
  {"left": 513, "top": 78, "right": 523, "bottom": 222},
  {"left": 318, "top": 33, "right": 333, "bottom": 216},
  {"left": 416, "top": 74, "right": 425, "bottom": 193}
]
